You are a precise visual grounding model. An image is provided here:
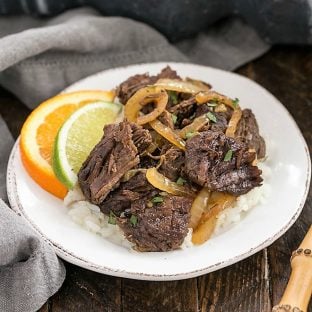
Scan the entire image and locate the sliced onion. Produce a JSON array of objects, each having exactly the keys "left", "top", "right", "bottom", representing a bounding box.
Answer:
[
  {"left": 195, "top": 91, "right": 236, "bottom": 109},
  {"left": 249, "top": 148, "right": 258, "bottom": 166},
  {"left": 185, "top": 78, "right": 211, "bottom": 91},
  {"left": 214, "top": 103, "right": 227, "bottom": 113},
  {"left": 178, "top": 115, "right": 209, "bottom": 139},
  {"left": 154, "top": 79, "right": 209, "bottom": 94},
  {"left": 146, "top": 167, "right": 195, "bottom": 197},
  {"left": 192, "top": 192, "right": 236, "bottom": 245},
  {"left": 124, "top": 86, "right": 168, "bottom": 125},
  {"left": 121, "top": 169, "right": 147, "bottom": 182},
  {"left": 189, "top": 187, "right": 211, "bottom": 229},
  {"left": 225, "top": 108, "right": 242, "bottom": 138},
  {"left": 149, "top": 119, "right": 186, "bottom": 150}
]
